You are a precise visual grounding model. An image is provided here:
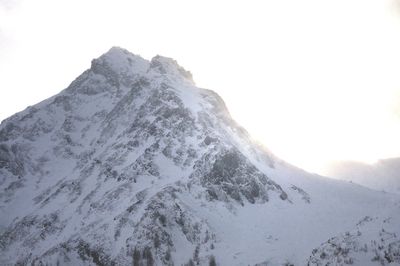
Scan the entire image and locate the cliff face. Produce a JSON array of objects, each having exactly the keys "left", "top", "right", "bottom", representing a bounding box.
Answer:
[{"left": 0, "top": 47, "right": 399, "bottom": 266}]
